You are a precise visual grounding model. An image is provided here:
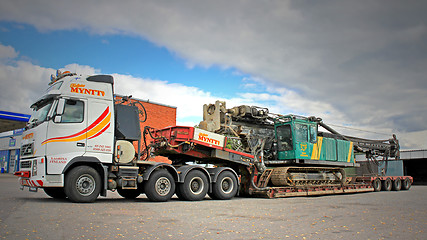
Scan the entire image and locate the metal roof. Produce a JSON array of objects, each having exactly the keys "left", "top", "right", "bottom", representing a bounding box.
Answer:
[
  {"left": 400, "top": 149, "right": 427, "bottom": 160},
  {"left": 0, "top": 110, "right": 30, "bottom": 133}
]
